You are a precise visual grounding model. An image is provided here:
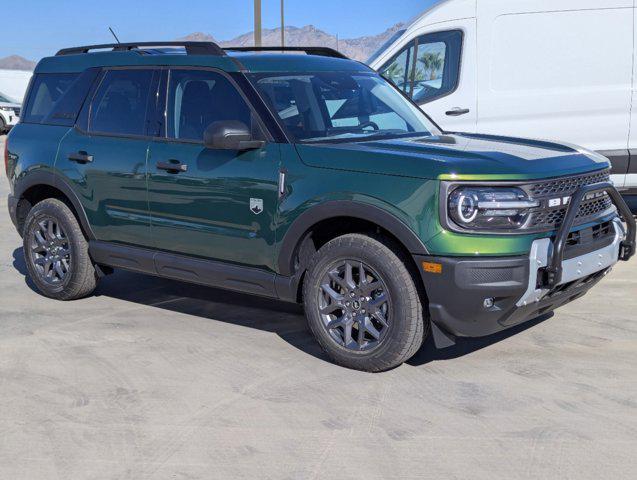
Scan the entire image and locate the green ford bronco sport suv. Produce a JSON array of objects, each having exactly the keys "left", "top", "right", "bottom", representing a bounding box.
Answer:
[{"left": 5, "top": 42, "right": 636, "bottom": 371}]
